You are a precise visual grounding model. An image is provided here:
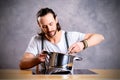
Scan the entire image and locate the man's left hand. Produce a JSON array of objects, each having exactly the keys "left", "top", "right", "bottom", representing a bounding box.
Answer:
[{"left": 68, "top": 42, "right": 84, "bottom": 54}]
